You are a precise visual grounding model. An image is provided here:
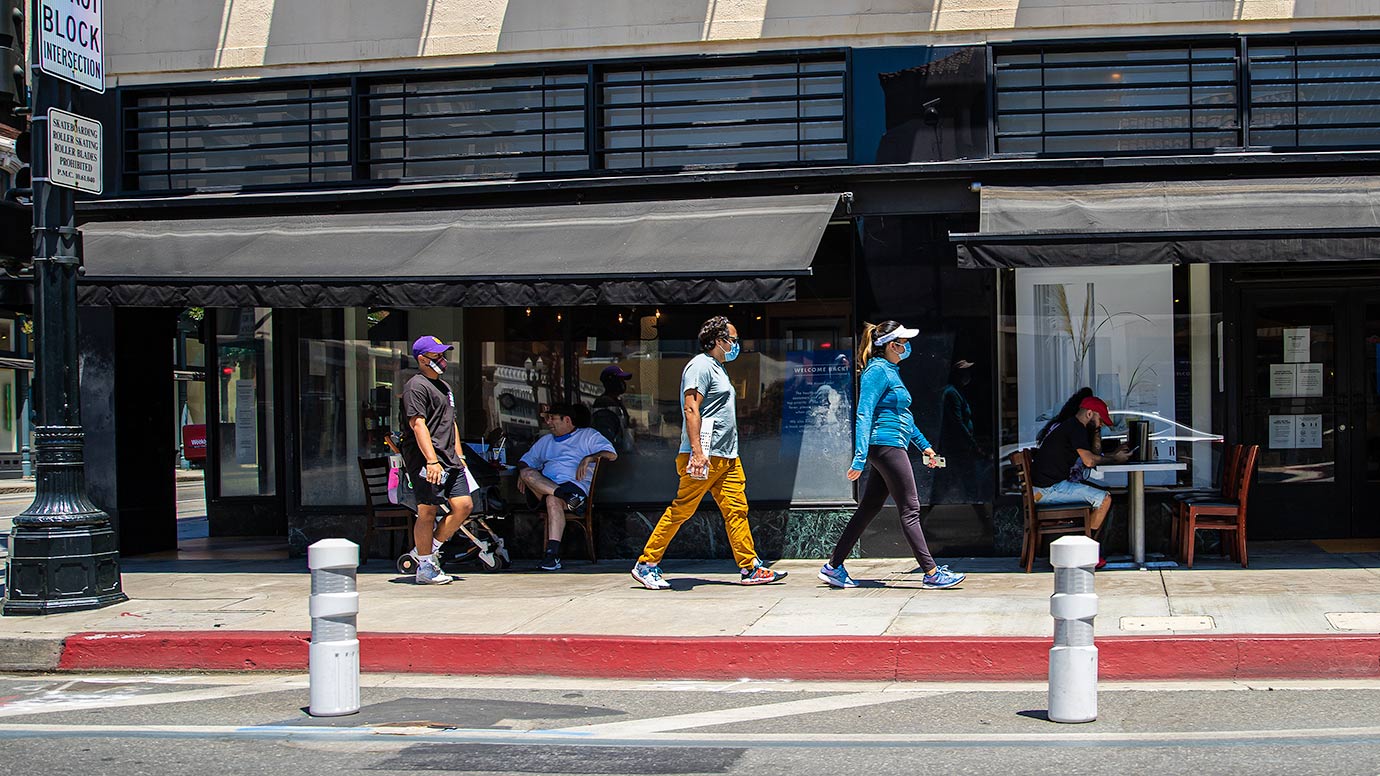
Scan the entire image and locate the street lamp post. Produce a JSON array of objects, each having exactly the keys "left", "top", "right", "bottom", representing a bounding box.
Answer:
[{"left": 2, "top": 12, "right": 125, "bottom": 615}]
